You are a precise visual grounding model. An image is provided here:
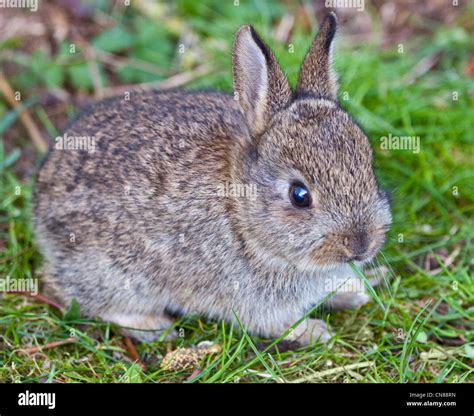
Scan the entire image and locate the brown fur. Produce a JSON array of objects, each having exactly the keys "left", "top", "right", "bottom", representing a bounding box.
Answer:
[{"left": 34, "top": 14, "right": 391, "bottom": 344}]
